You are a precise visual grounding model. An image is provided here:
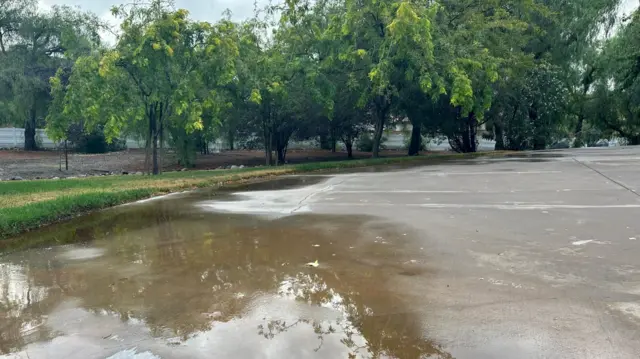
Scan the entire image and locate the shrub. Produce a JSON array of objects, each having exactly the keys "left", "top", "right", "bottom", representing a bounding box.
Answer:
[
  {"left": 356, "top": 133, "right": 387, "bottom": 152},
  {"left": 67, "top": 124, "right": 126, "bottom": 153},
  {"left": 403, "top": 134, "right": 428, "bottom": 151}
]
